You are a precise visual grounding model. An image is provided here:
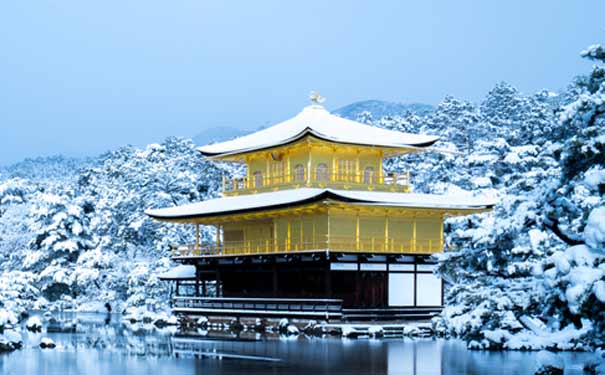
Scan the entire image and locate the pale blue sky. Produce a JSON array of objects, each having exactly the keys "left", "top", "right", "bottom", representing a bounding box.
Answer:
[{"left": 0, "top": 1, "right": 603, "bottom": 165}]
